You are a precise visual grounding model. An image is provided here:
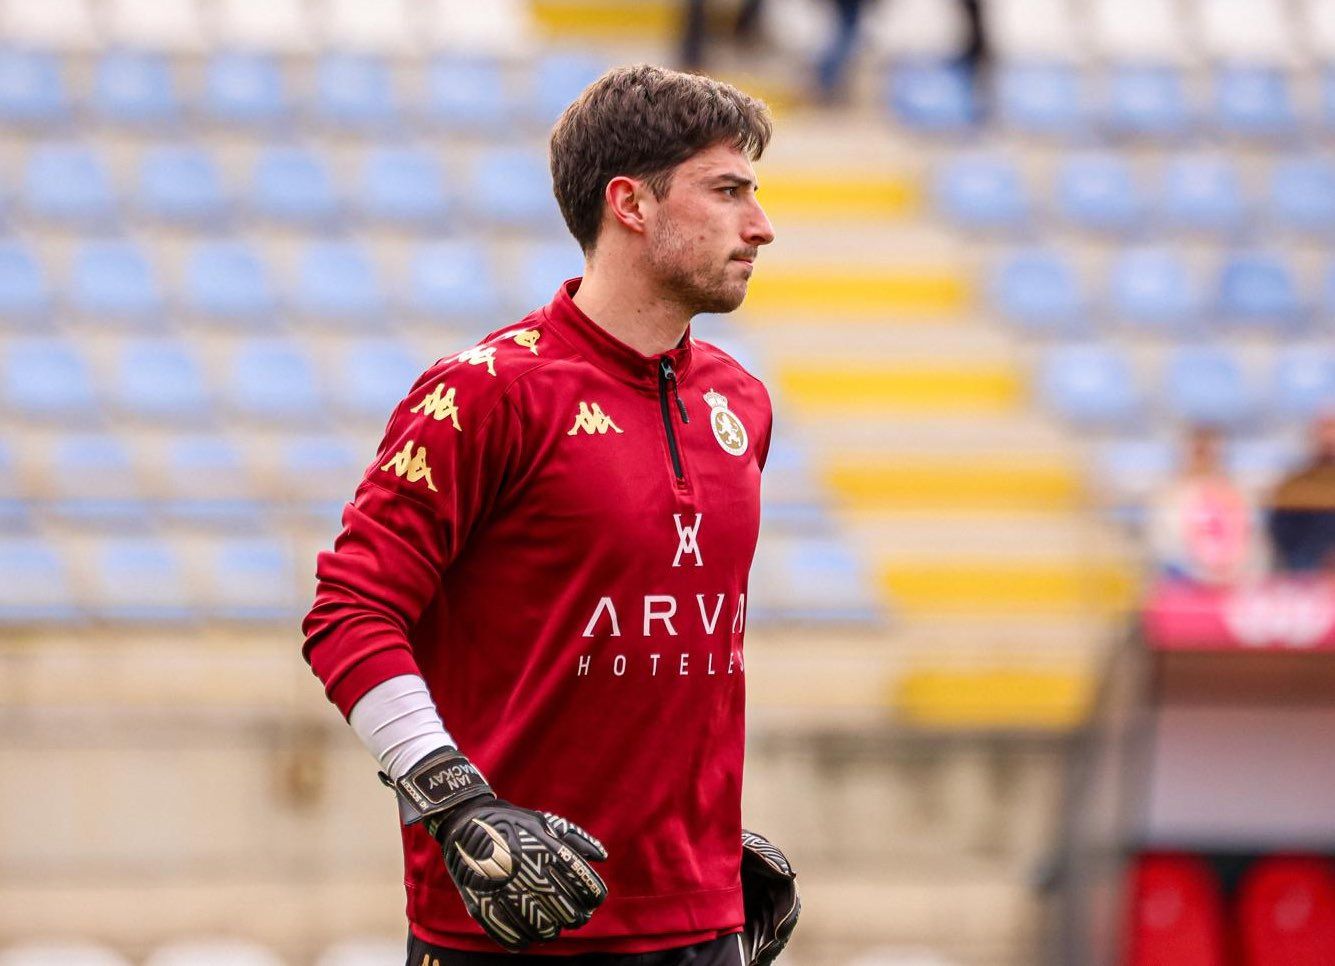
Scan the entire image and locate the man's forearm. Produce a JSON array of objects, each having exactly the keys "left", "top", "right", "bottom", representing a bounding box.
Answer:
[{"left": 348, "top": 674, "right": 456, "bottom": 781}]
